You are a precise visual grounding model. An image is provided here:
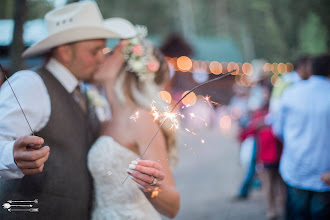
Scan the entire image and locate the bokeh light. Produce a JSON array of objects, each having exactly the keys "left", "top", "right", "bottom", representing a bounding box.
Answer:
[
  {"left": 227, "top": 62, "right": 239, "bottom": 75},
  {"left": 200, "top": 61, "right": 208, "bottom": 73},
  {"left": 209, "top": 61, "right": 222, "bottom": 75},
  {"left": 158, "top": 91, "right": 172, "bottom": 104},
  {"left": 264, "top": 63, "right": 272, "bottom": 72},
  {"left": 181, "top": 91, "right": 197, "bottom": 106},
  {"left": 177, "top": 56, "right": 192, "bottom": 72},
  {"left": 286, "top": 62, "right": 294, "bottom": 72},
  {"left": 277, "top": 63, "right": 287, "bottom": 74},
  {"left": 169, "top": 58, "right": 178, "bottom": 71},
  {"left": 271, "top": 75, "right": 281, "bottom": 87},
  {"left": 192, "top": 60, "right": 200, "bottom": 73},
  {"left": 230, "top": 107, "right": 242, "bottom": 120},
  {"left": 242, "top": 62, "right": 253, "bottom": 75},
  {"left": 271, "top": 63, "right": 278, "bottom": 74},
  {"left": 220, "top": 115, "right": 231, "bottom": 129}
]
